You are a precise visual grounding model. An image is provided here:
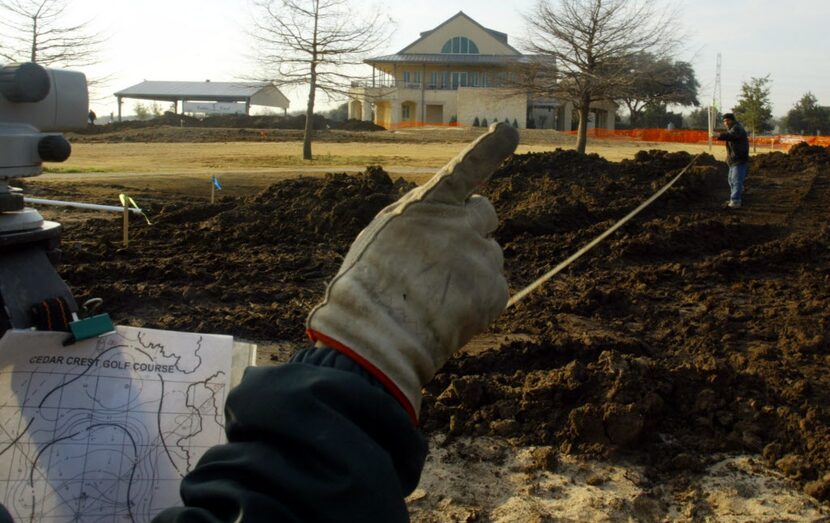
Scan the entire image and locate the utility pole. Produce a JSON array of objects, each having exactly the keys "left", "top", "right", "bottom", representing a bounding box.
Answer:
[{"left": 708, "top": 53, "right": 722, "bottom": 151}]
